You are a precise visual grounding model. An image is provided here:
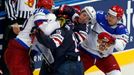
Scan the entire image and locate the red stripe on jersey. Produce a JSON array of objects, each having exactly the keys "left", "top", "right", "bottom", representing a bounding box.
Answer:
[
  {"left": 36, "top": 21, "right": 43, "bottom": 26},
  {"left": 76, "top": 32, "right": 86, "bottom": 41},
  {"left": 53, "top": 38, "right": 62, "bottom": 45},
  {"left": 119, "top": 38, "right": 127, "bottom": 43}
]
